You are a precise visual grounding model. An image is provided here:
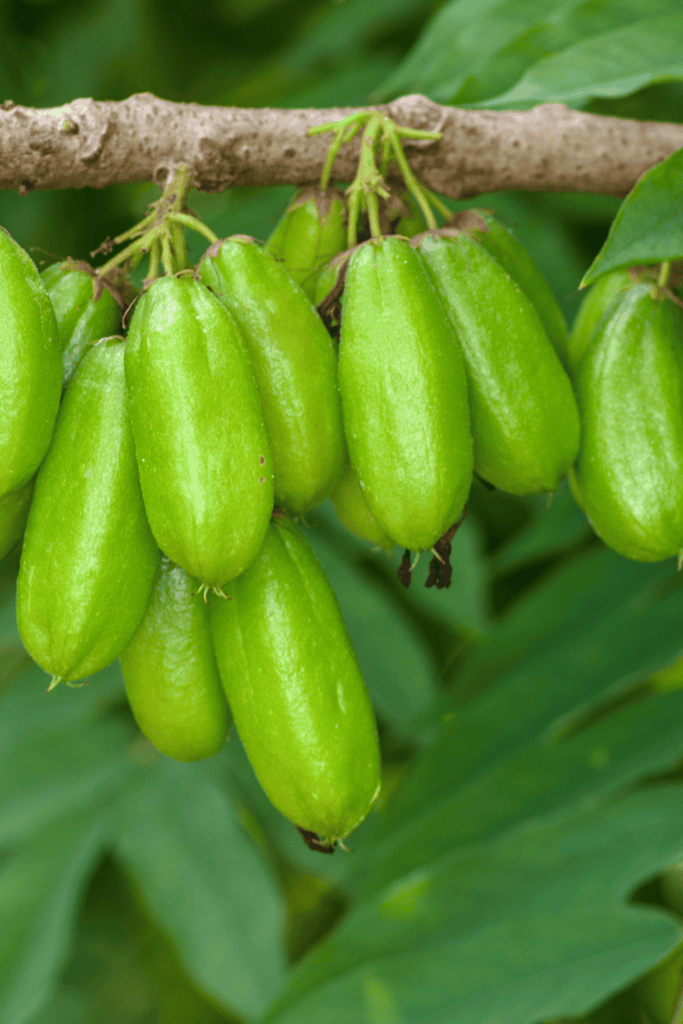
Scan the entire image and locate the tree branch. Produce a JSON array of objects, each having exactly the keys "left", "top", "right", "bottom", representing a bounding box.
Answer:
[{"left": 3, "top": 91, "right": 683, "bottom": 198}]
